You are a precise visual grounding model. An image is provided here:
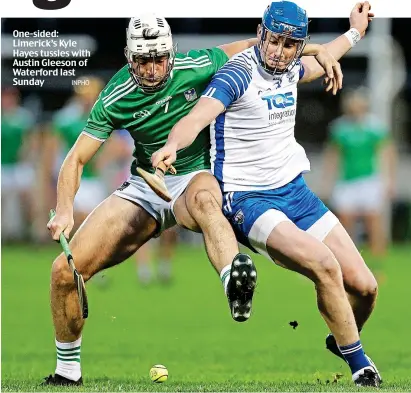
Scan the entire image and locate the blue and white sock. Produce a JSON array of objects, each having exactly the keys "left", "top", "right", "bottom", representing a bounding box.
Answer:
[
  {"left": 220, "top": 265, "right": 231, "bottom": 294},
  {"left": 55, "top": 336, "right": 82, "bottom": 381},
  {"left": 338, "top": 340, "right": 371, "bottom": 375}
]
